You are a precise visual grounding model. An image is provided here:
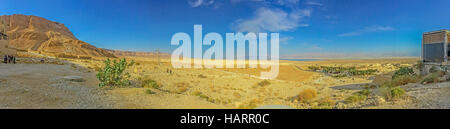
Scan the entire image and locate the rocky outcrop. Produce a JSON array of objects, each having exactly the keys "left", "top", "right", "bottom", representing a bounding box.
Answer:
[{"left": 0, "top": 14, "right": 115, "bottom": 58}]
